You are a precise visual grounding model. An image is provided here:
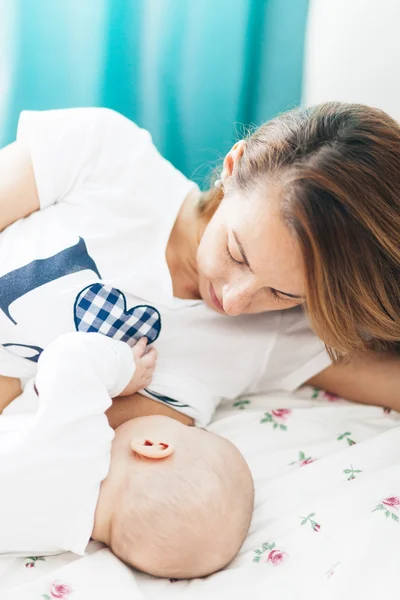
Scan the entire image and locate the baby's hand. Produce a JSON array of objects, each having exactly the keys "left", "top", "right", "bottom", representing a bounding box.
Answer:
[{"left": 119, "top": 337, "right": 157, "bottom": 396}]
